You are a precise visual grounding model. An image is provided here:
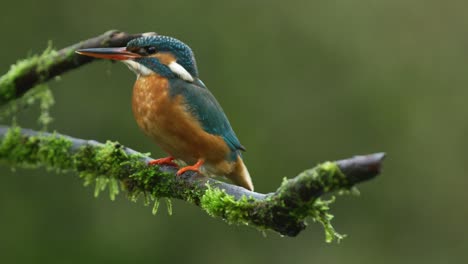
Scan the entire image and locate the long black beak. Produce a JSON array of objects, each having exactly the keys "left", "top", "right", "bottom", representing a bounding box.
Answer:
[{"left": 76, "top": 47, "right": 140, "bottom": 60}]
